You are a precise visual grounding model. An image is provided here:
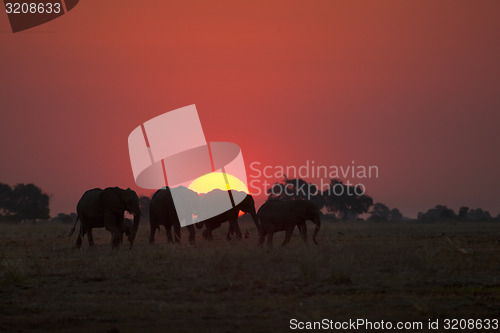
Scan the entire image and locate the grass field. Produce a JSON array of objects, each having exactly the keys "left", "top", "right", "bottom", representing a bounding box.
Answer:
[{"left": 1, "top": 217, "right": 499, "bottom": 332}]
